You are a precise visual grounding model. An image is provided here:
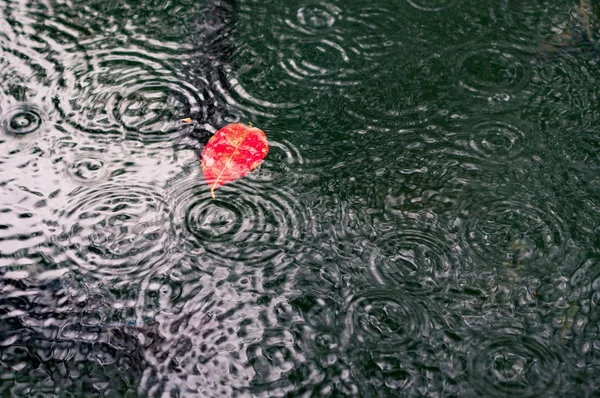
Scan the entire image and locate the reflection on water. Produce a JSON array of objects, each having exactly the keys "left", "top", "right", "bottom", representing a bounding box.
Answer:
[{"left": 1, "top": 0, "right": 600, "bottom": 396}]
